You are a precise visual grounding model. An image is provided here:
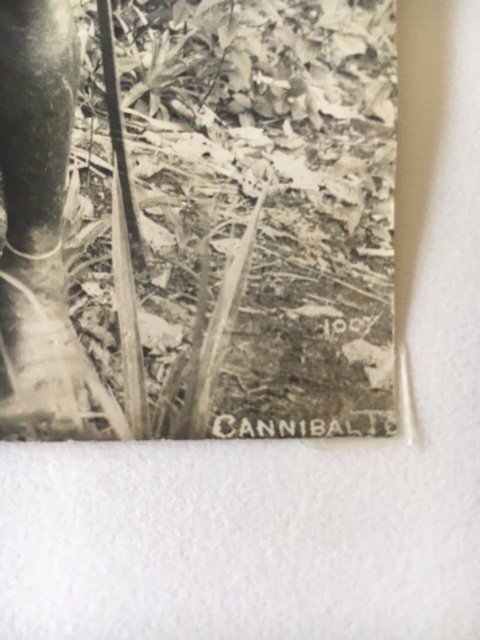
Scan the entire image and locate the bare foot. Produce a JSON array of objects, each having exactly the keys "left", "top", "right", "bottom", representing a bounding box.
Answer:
[
  {"left": 0, "top": 245, "right": 86, "bottom": 432},
  {"left": 0, "top": 244, "right": 133, "bottom": 441}
]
